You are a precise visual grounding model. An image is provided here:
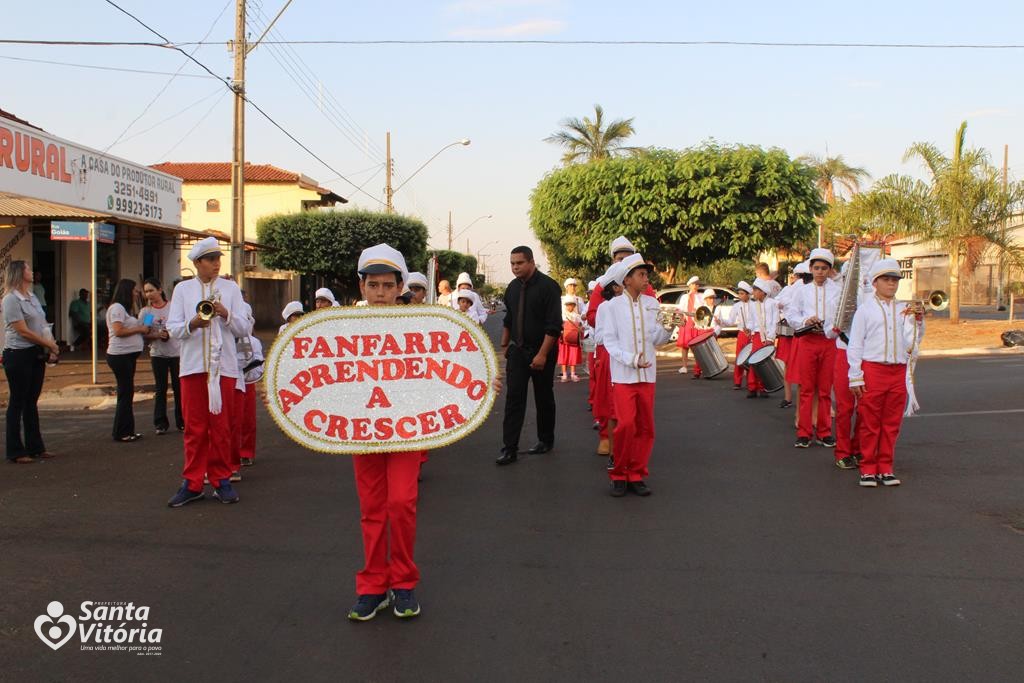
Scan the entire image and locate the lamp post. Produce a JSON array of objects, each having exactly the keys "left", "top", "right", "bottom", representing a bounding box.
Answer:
[
  {"left": 385, "top": 134, "right": 470, "bottom": 213},
  {"left": 448, "top": 214, "right": 492, "bottom": 250}
]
